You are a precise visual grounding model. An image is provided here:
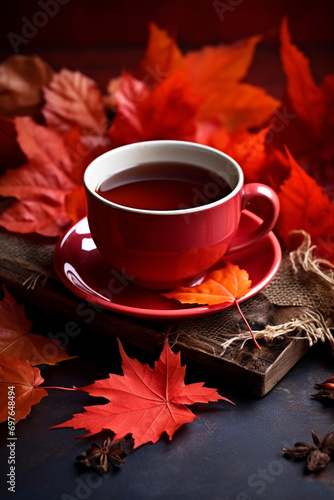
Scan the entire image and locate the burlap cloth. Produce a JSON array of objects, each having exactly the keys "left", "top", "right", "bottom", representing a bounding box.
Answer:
[{"left": 0, "top": 228, "right": 333, "bottom": 358}]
